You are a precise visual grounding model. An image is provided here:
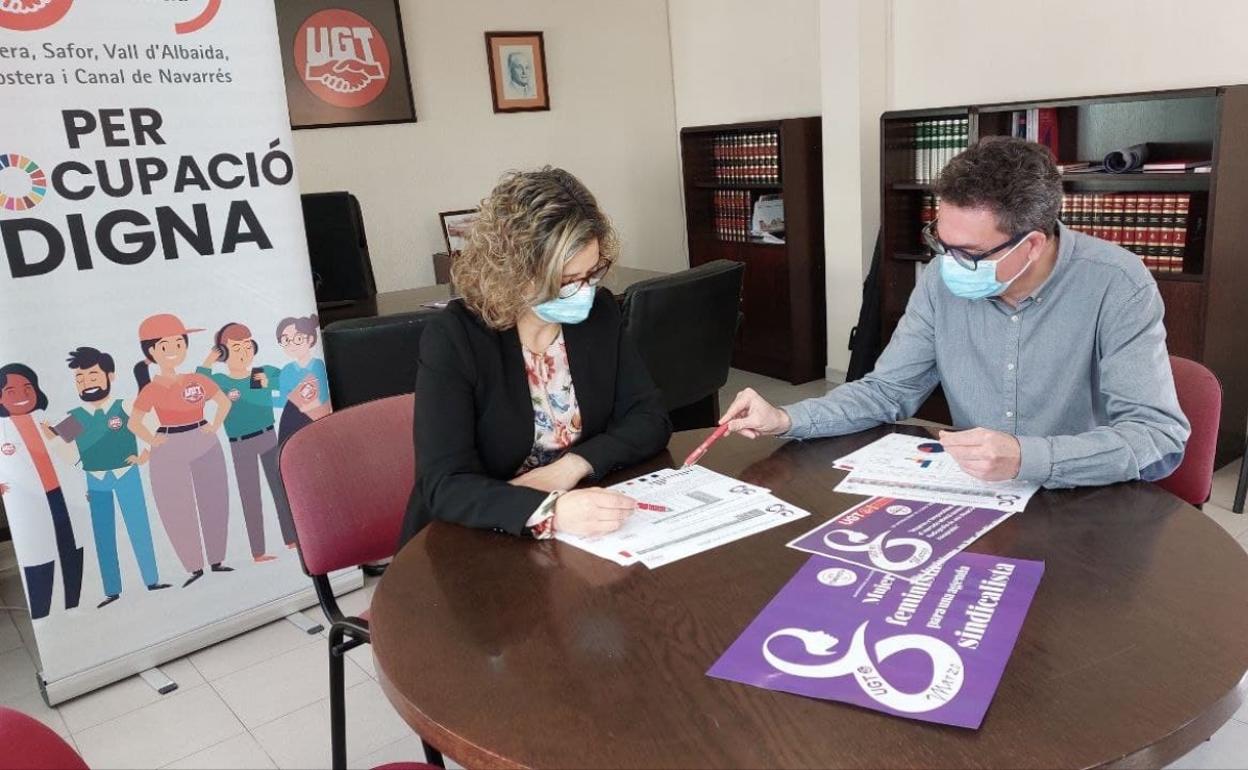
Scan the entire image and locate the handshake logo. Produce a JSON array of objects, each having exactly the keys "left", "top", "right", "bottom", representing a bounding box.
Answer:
[
  {"left": 295, "top": 9, "right": 391, "bottom": 109},
  {"left": 0, "top": 0, "right": 72, "bottom": 31}
]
